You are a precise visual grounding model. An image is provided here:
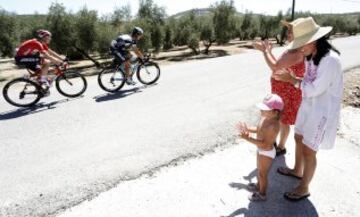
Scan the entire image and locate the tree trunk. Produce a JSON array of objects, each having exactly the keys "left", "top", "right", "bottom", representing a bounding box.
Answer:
[
  {"left": 203, "top": 40, "right": 215, "bottom": 55},
  {"left": 190, "top": 47, "right": 199, "bottom": 55},
  {"left": 72, "top": 44, "right": 101, "bottom": 68}
]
